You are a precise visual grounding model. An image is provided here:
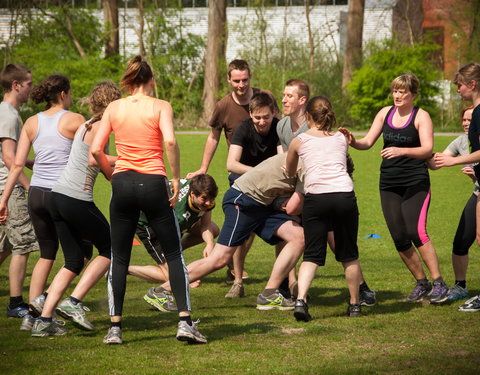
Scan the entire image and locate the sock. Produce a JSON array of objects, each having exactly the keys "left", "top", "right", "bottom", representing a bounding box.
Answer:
[
  {"left": 39, "top": 316, "right": 52, "bottom": 323},
  {"left": 111, "top": 321, "right": 121, "bottom": 329},
  {"left": 262, "top": 289, "right": 277, "bottom": 297},
  {"left": 69, "top": 296, "right": 82, "bottom": 305},
  {"left": 29, "top": 308, "right": 39, "bottom": 318},
  {"left": 416, "top": 278, "right": 429, "bottom": 285},
  {"left": 42, "top": 292, "right": 48, "bottom": 298},
  {"left": 180, "top": 316, "right": 193, "bottom": 326},
  {"left": 455, "top": 280, "right": 467, "bottom": 289},
  {"left": 433, "top": 276, "right": 444, "bottom": 284},
  {"left": 9, "top": 296, "right": 24, "bottom": 308}
]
